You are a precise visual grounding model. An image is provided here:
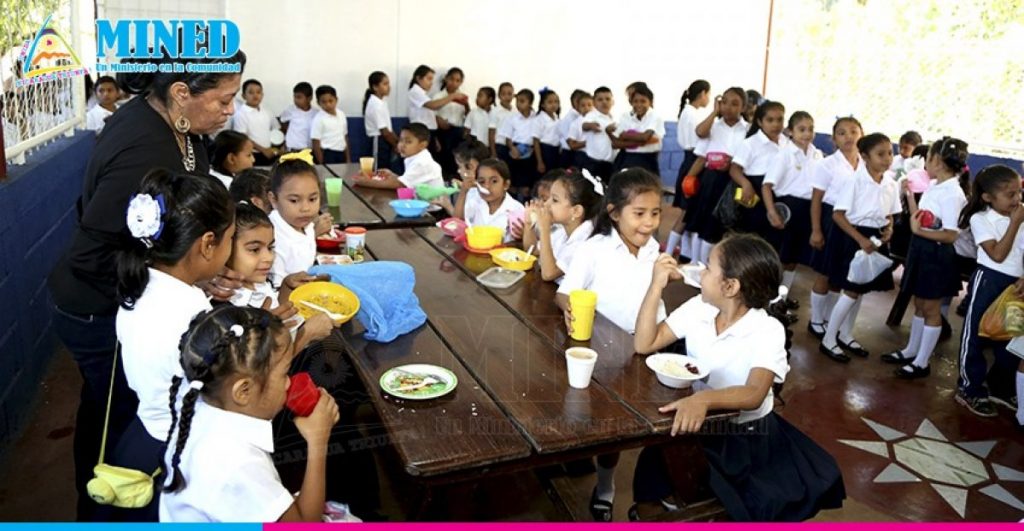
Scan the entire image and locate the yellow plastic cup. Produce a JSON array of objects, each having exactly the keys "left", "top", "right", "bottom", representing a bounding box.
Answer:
[
  {"left": 569, "top": 289, "right": 598, "bottom": 341},
  {"left": 325, "top": 178, "right": 343, "bottom": 207},
  {"left": 359, "top": 157, "right": 375, "bottom": 176}
]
